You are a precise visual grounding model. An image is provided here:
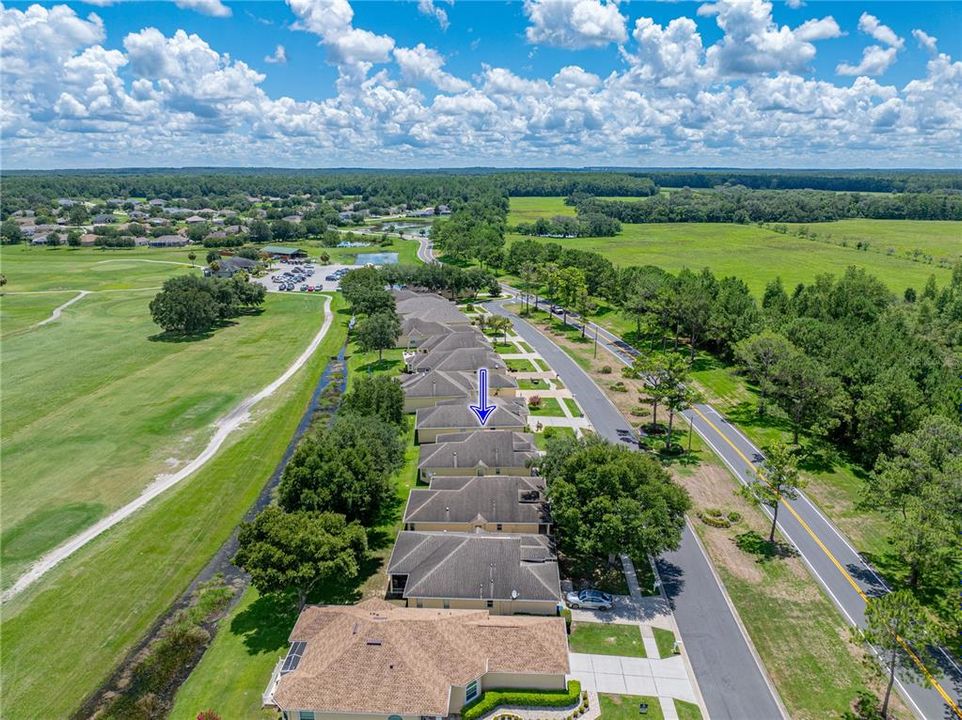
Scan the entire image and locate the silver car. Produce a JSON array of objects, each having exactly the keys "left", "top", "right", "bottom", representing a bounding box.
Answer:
[{"left": 565, "top": 589, "right": 614, "bottom": 610}]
